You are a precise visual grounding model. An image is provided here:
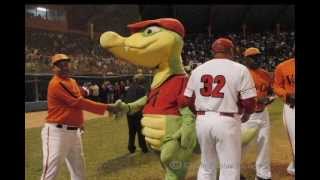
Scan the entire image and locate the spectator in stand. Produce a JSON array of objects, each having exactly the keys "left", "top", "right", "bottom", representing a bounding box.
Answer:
[
  {"left": 119, "top": 80, "right": 126, "bottom": 99},
  {"left": 113, "top": 82, "right": 121, "bottom": 102}
]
